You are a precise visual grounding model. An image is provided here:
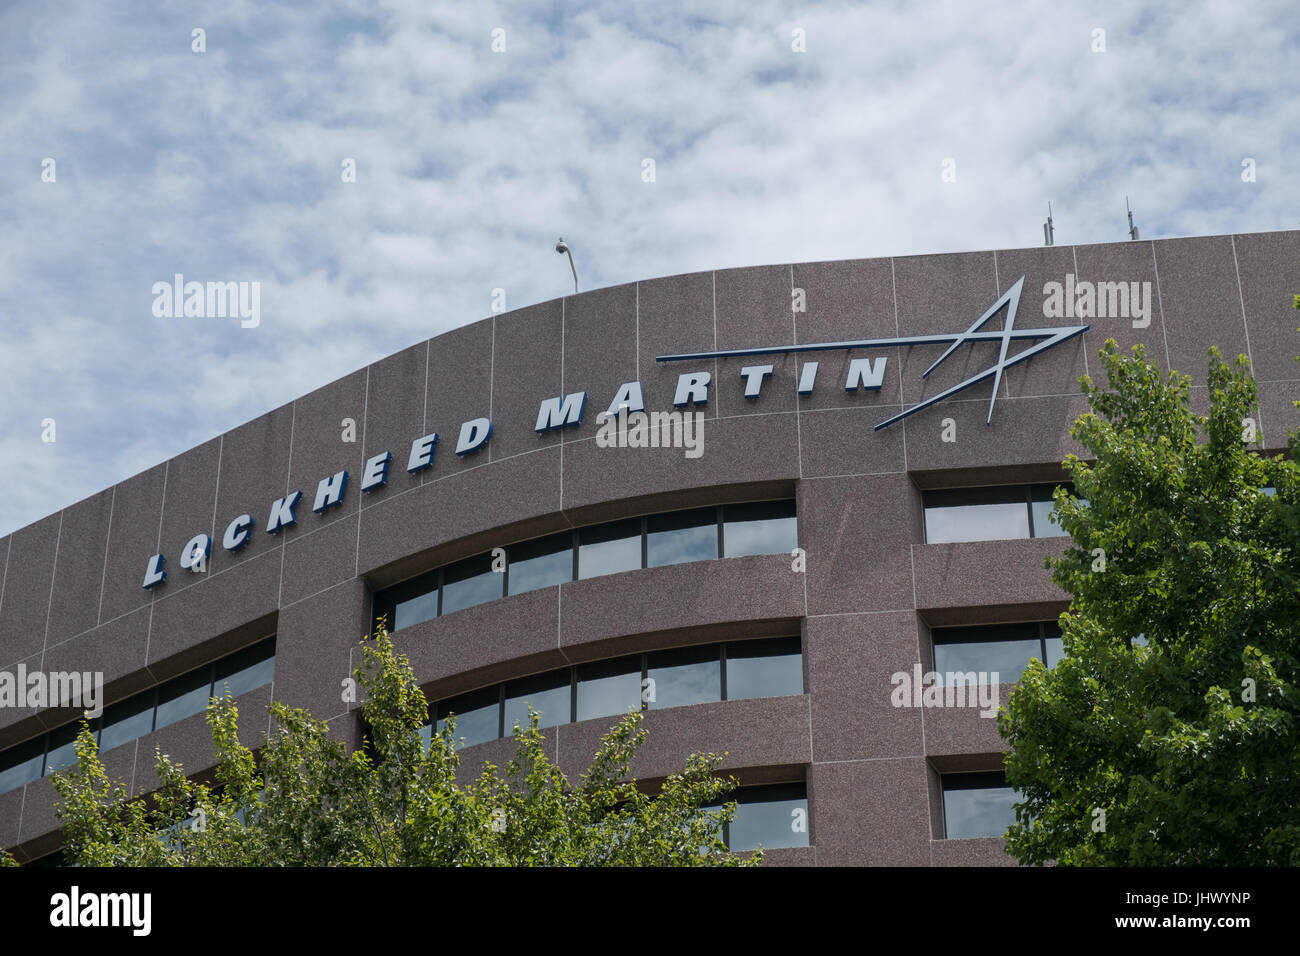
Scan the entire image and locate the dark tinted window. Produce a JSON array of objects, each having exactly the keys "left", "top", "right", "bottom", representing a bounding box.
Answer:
[
  {"left": 578, "top": 519, "right": 642, "bottom": 580},
  {"left": 1029, "top": 484, "right": 1069, "bottom": 538},
  {"left": 942, "top": 772, "right": 1018, "bottom": 839},
  {"left": 924, "top": 487, "right": 1029, "bottom": 543},
  {"left": 504, "top": 671, "right": 571, "bottom": 734},
  {"left": 436, "top": 687, "right": 500, "bottom": 750},
  {"left": 726, "top": 636, "right": 803, "bottom": 699},
  {"left": 376, "top": 502, "right": 798, "bottom": 630},
  {"left": 647, "top": 645, "right": 720, "bottom": 709},
  {"left": 507, "top": 533, "right": 573, "bottom": 596},
  {"left": 42, "top": 722, "right": 83, "bottom": 776},
  {"left": 576, "top": 657, "right": 641, "bottom": 721},
  {"left": 722, "top": 501, "right": 797, "bottom": 557},
  {"left": 0, "top": 640, "right": 276, "bottom": 791},
  {"left": 933, "top": 623, "right": 1061, "bottom": 684},
  {"left": 214, "top": 640, "right": 275, "bottom": 700},
  {"left": 155, "top": 666, "right": 214, "bottom": 731},
  {"left": 442, "top": 554, "right": 502, "bottom": 614},
  {"left": 647, "top": 509, "right": 718, "bottom": 567},
  {"left": 711, "top": 783, "right": 809, "bottom": 851},
  {"left": 99, "top": 695, "right": 156, "bottom": 752},
  {"left": 0, "top": 738, "right": 45, "bottom": 795},
  {"left": 394, "top": 589, "right": 439, "bottom": 631}
]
